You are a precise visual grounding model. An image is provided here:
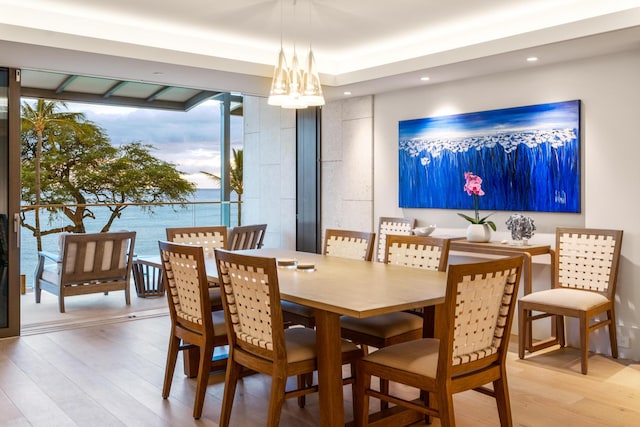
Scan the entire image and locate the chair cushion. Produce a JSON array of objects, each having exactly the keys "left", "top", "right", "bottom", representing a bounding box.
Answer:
[
  {"left": 363, "top": 338, "right": 440, "bottom": 378},
  {"left": 281, "top": 300, "right": 315, "bottom": 317},
  {"left": 519, "top": 288, "right": 609, "bottom": 311},
  {"left": 41, "top": 264, "right": 60, "bottom": 284},
  {"left": 284, "top": 327, "right": 361, "bottom": 364},
  {"left": 340, "top": 312, "right": 423, "bottom": 338}
]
